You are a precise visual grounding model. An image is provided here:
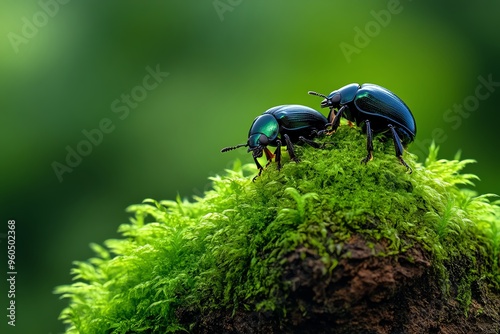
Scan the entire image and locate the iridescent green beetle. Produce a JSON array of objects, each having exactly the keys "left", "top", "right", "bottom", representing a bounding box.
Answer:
[
  {"left": 309, "top": 83, "right": 417, "bottom": 172},
  {"left": 221, "top": 105, "right": 328, "bottom": 180}
]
